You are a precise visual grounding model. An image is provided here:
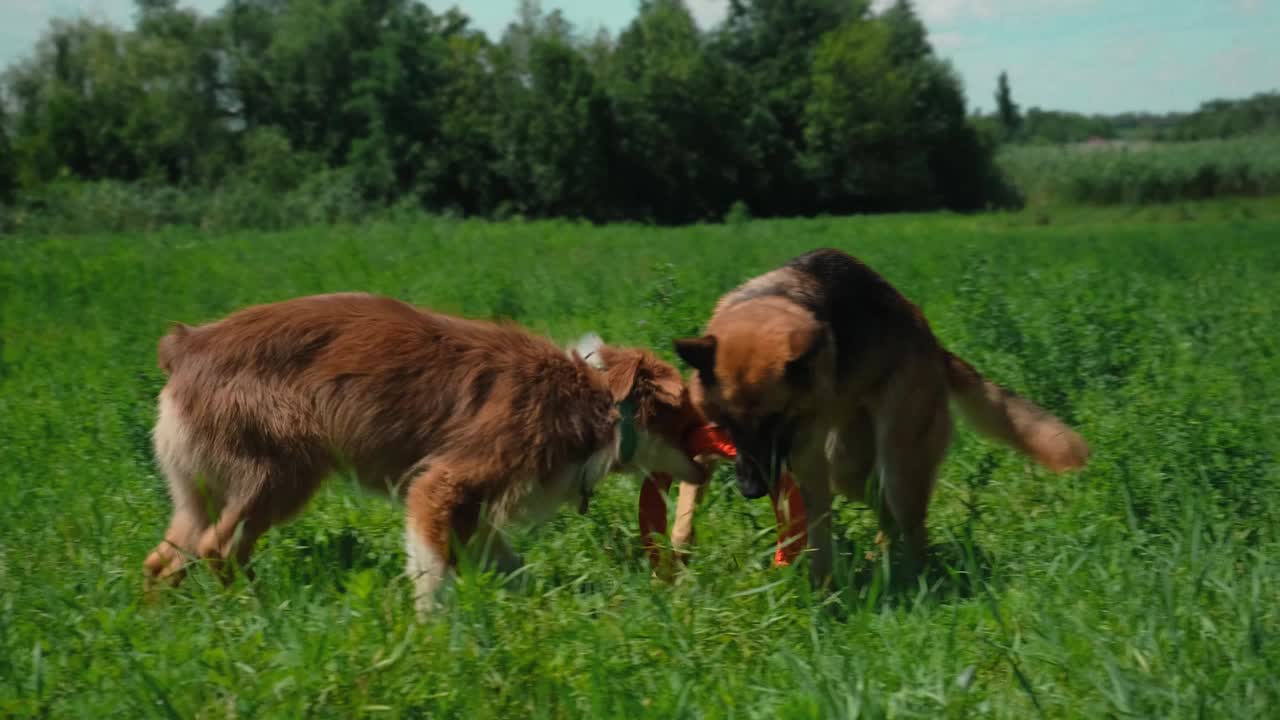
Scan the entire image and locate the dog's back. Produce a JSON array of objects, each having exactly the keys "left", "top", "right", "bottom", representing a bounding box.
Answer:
[
  {"left": 158, "top": 292, "right": 615, "bottom": 492},
  {"left": 714, "top": 248, "right": 935, "bottom": 389},
  {"left": 726, "top": 249, "right": 1086, "bottom": 469}
]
